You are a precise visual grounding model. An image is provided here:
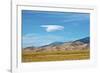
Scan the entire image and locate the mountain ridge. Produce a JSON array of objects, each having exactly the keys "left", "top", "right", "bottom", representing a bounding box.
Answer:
[{"left": 23, "top": 37, "right": 90, "bottom": 52}]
